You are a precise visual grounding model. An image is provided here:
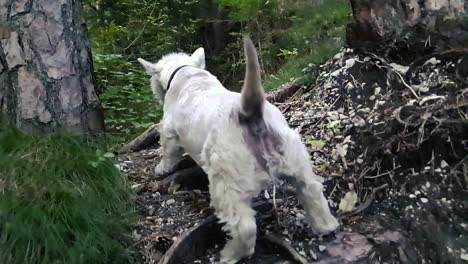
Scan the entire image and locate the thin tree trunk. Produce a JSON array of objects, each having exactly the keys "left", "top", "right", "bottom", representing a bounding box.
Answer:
[
  {"left": 0, "top": 0, "right": 104, "bottom": 133},
  {"left": 346, "top": 0, "right": 468, "bottom": 49}
]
